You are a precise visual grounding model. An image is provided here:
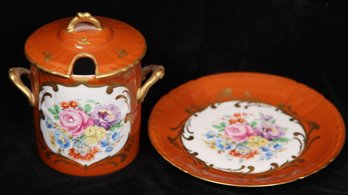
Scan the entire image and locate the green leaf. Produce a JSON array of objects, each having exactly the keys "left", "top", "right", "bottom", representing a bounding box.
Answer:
[
  {"left": 54, "top": 115, "right": 59, "bottom": 120},
  {"left": 278, "top": 138, "right": 289, "bottom": 142},
  {"left": 54, "top": 105, "right": 60, "bottom": 114},
  {"left": 213, "top": 125, "right": 221, "bottom": 129},
  {"left": 109, "top": 126, "right": 116, "bottom": 132},
  {"left": 48, "top": 108, "right": 56, "bottom": 115},
  {"left": 110, "top": 122, "right": 123, "bottom": 131},
  {"left": 78, "top": 134, "right": 86, "bottom": 141},
  {"left": 220, "top": 122, "right": 226, "bottom": 128},
  {"left": 114, "top": 122, "right": 123, "bottom": 128},
  {"left": 84, "top": 104, "right": 92, "bottom": 113},
  {"left": 251, "top": 121, "right": 257, "bottom": 127}
]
